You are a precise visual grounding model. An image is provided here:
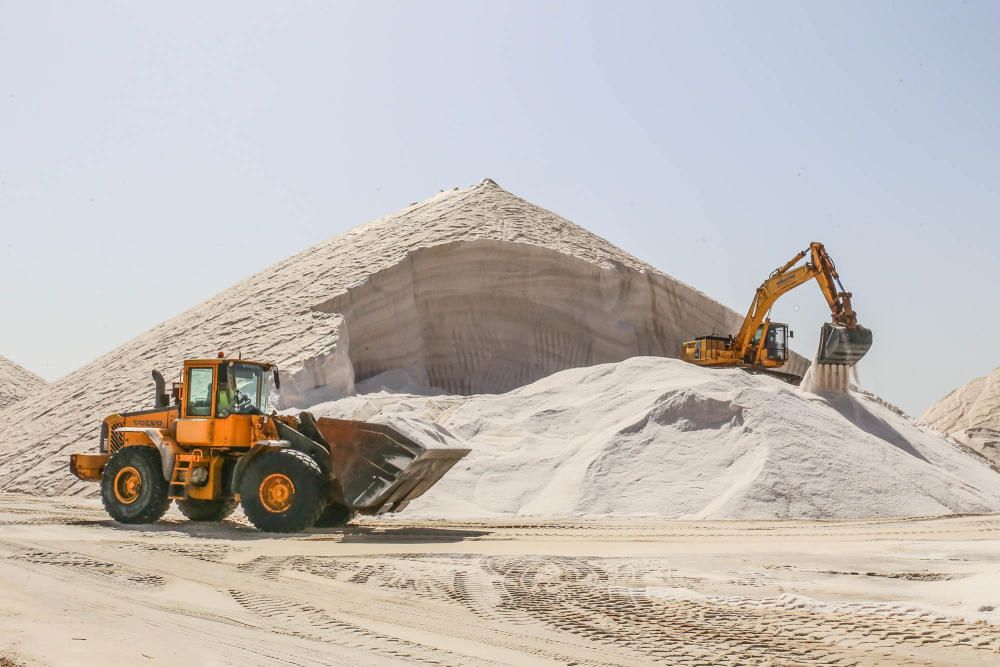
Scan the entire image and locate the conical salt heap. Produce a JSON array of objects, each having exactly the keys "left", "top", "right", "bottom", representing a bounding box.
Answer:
[
  {"left": 0, "top": 355, "right": 46, "bottom": 410},
  {"left": 0, "top": 179, "right": 775, "bottom": 495},
  {"left": 922, "top": 368, "right": 1000, "bottom": 467}
]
